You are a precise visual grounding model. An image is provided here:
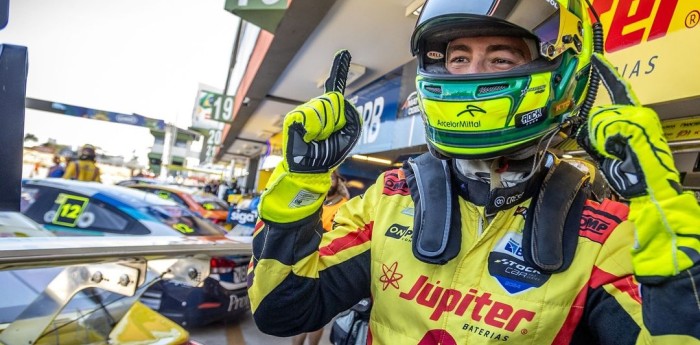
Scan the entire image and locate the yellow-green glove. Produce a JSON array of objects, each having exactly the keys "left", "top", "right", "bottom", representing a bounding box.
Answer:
[
  {"left": 578, "top": 53, "right": 700, "bottom": 281},
  {"left": 258, "top": 50, "right": 362, "bottom": 223}
]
